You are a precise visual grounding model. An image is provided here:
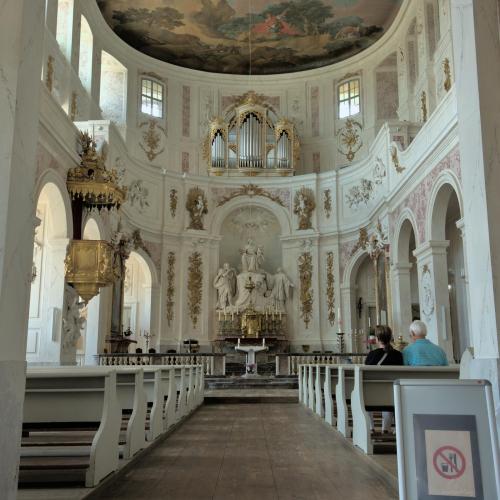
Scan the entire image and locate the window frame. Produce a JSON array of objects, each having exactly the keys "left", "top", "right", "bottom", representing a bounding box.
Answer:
[
  {"left": 140, "top": 77, "right": 165, "bottom": 119},
  {"left": 337, "top": 78, "right": 361, "bottom": 119}
]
